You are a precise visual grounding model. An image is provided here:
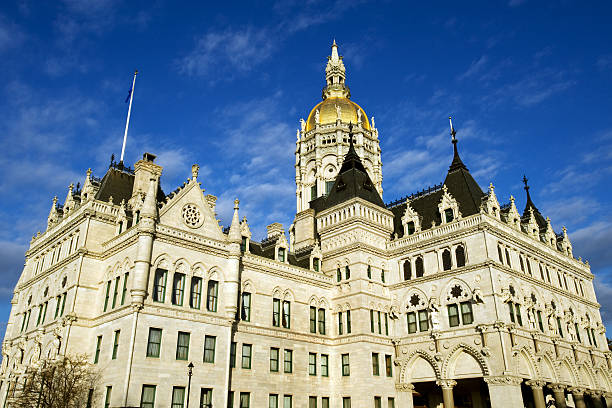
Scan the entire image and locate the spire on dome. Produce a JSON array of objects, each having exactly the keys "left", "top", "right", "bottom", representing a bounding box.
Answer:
[
  {"left": 323, "top": 40, "right": 350, "bottom": 99},
  {"left": 448, "top": 116, "right": 467, "bottom": 172}
]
